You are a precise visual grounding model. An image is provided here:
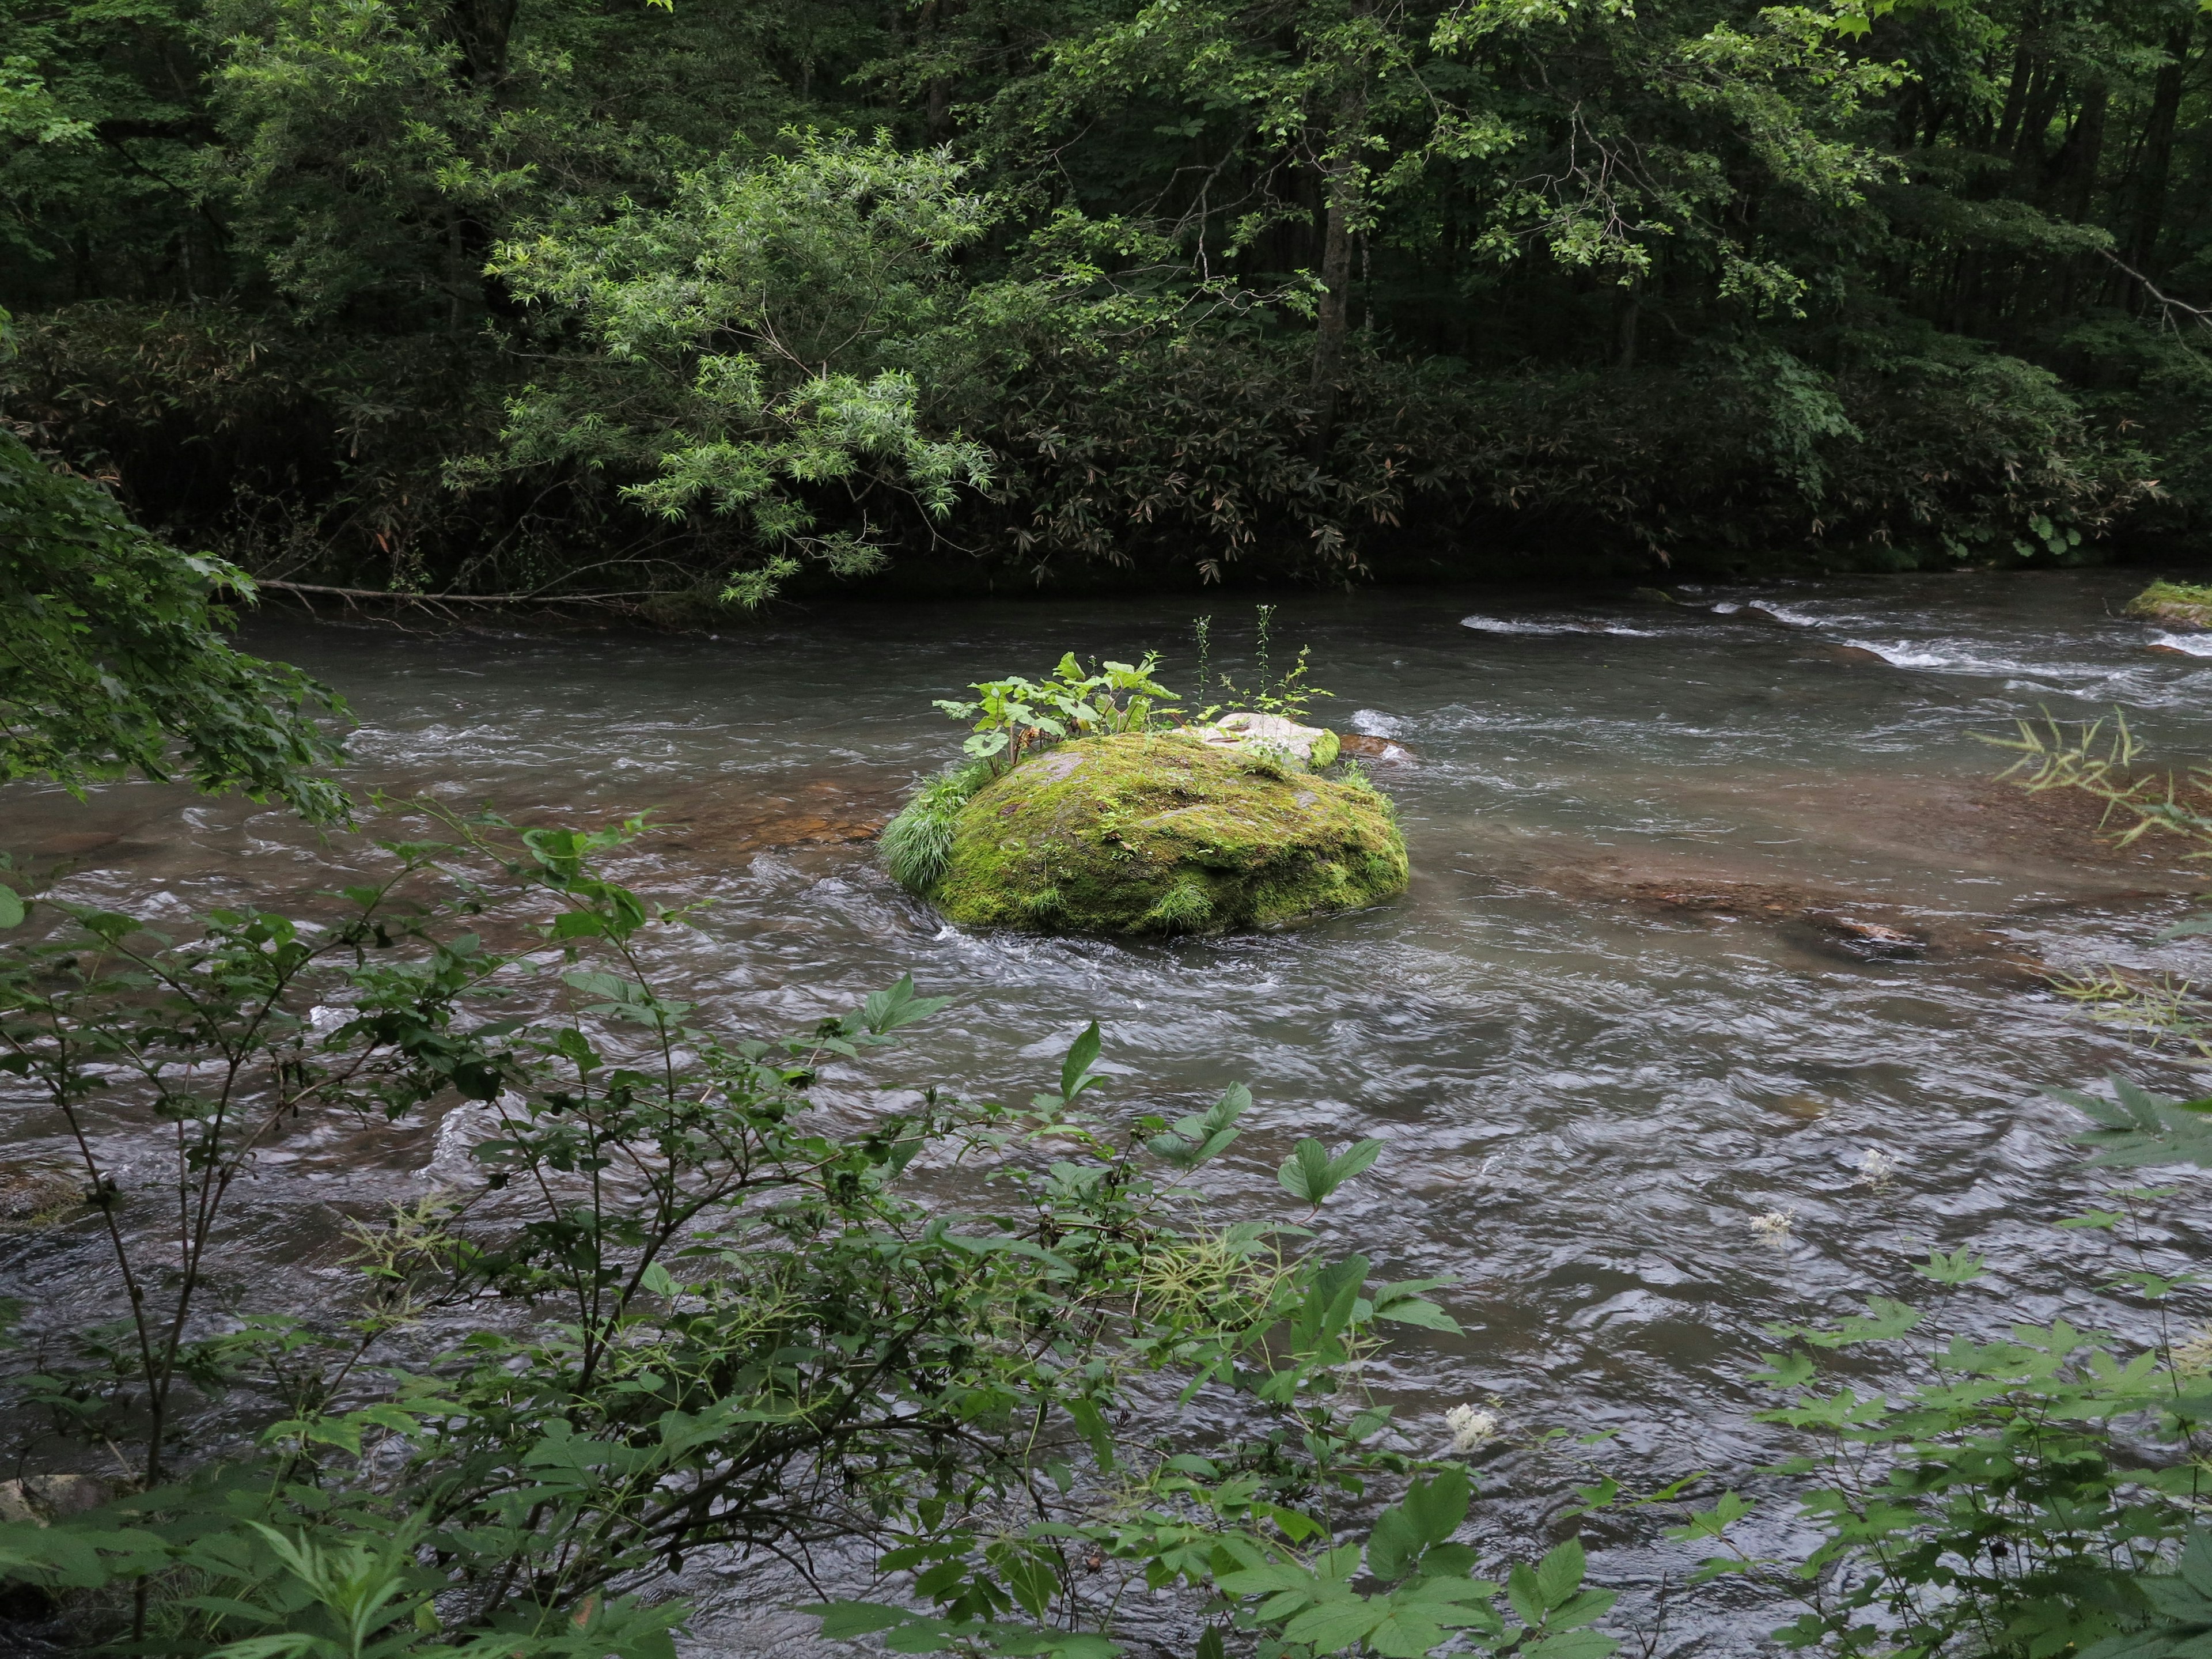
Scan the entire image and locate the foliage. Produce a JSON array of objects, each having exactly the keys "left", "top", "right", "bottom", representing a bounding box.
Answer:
[
  {"left": 0, "top": 806, "right": 1472, "bottom": 1656},
  {"left": 486, "top": 131, "right": 1000, "bottom": 606},
  {"left": 1671, "top": 1207, "right": 2203, "bottom": 1659},
  {"left": 1615, "top": 726, "right": 2212, "bottom": 1659},
  {"left": 812, "top": 1467, "right": 1620, "bottom": 1659},
  {"left": 0, "top": 416, "right": 350, "bottom": 823},
  {"left": 1198, "top": 607, "right": 1335, "bottom": 726},
  {"left": 881, "top": 759, "right": 994, "bottom": 893},
  {"left": 1987, "top": 714, "right": 2212, "bottom": 1052},
  {"left": 5, "top": 0, "right": 2204, "bottom": 597},
  {"left": 933, "top": 651, "right": 1179, "bottom": 772}
]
